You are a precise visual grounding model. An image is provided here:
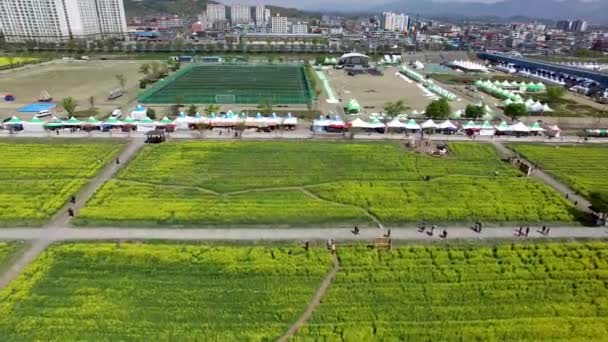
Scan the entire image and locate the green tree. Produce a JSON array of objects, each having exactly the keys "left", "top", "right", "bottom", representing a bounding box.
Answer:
[
  {"left": 546, "top": 86, "right": 565, "bottom": 103},
  {"left": 425, "top": 98, "right": 451, "bottom": 119},
  {"left": 465, "top": 104, "right": 485, "bottom": 119},
  {"left": 146, "top": 108, "right": 156, "bottom": 119},
  {"left": 504, "top": 103, "right": 527, "bottom": 121},
  {"left": 383, "top": 100, "right": 409, "bottom": 116},
  {"left": 186, "top": 104, "right": 197, "bottom": 116},
  {"left": 589, "top": 191, "right": 608, "bottom": 222},
  {"left": 204, "top": 104, "right": 221, "bottom": 115},
  {"left": 257, "top": 99, "right": 273, "bottom": 115},
  {"left": 139, "top": 63, "right": 150, "bottom": 75},
  {"left": 115, "top": 74, "right": 126, "bottom": 89},
  {"left": 150, "top": 61, "right": 161, "bottom": 78},
  {"left": 60, "top": 97, "right": 77, "bottom": 116}
]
